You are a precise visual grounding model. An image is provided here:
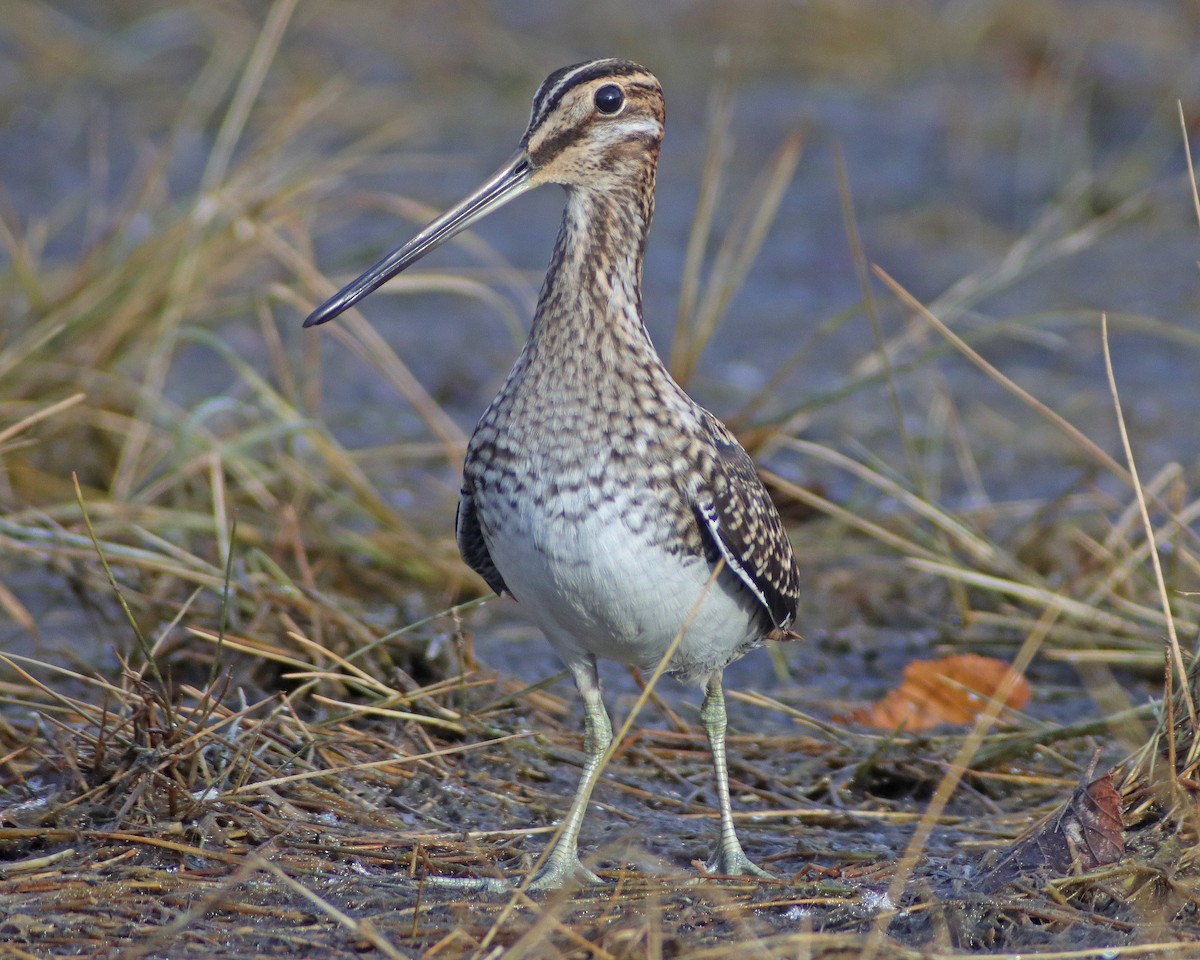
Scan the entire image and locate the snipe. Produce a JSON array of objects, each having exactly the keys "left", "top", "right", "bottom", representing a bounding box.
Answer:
[{"left": 305, "top": 58, "right": 800, "bottom": 890}]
